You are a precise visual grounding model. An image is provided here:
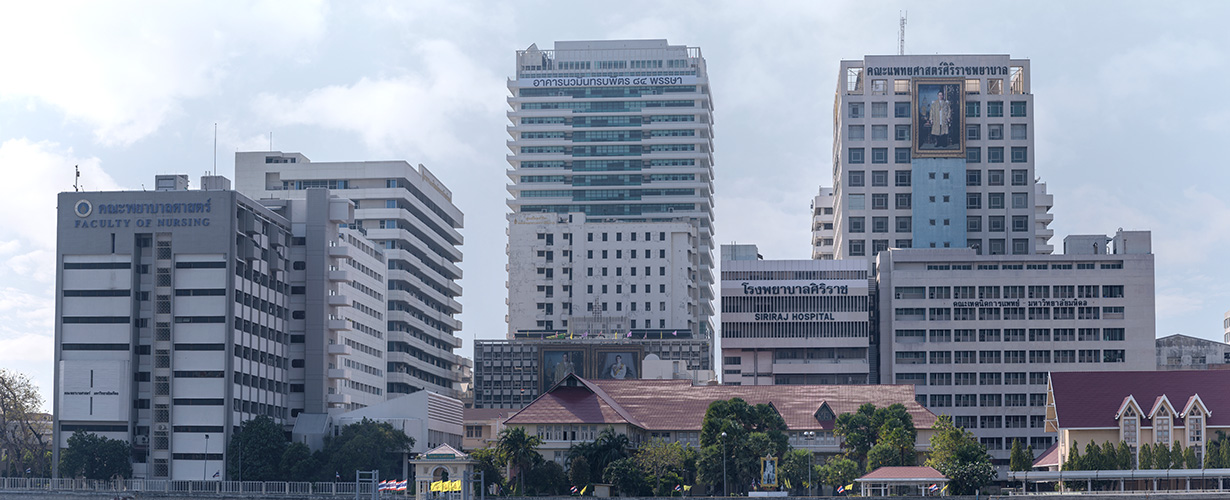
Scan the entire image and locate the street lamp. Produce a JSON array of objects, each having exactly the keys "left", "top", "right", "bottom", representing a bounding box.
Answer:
[
  {"left": 203, "top": 434, "right": 210, "bottom": 481},
  {"left": 721, "top": 432, "right": 728, "bottom": 497},
  {"left": 803, "top": 432, "right": 815, "bottom": 496}
]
